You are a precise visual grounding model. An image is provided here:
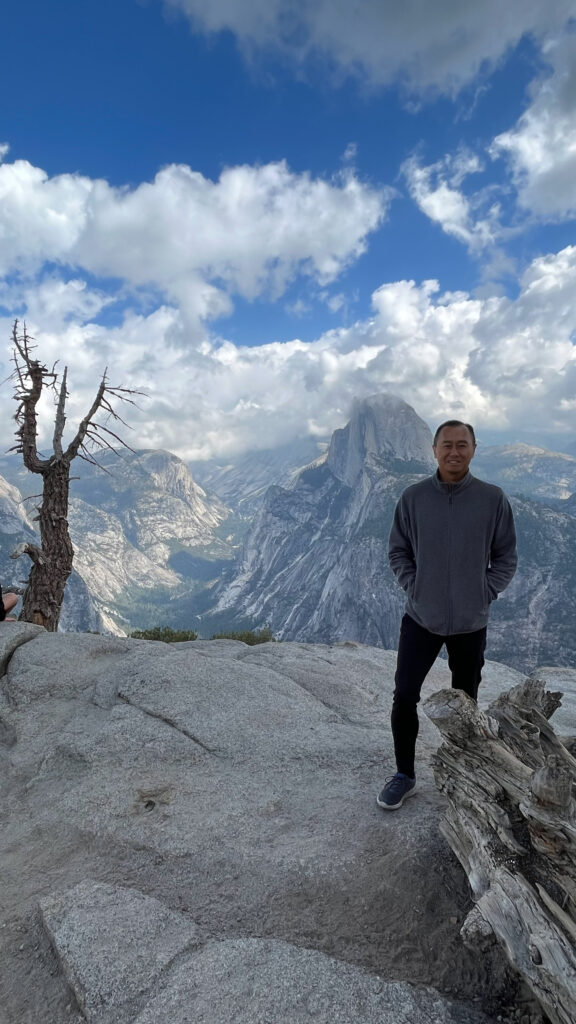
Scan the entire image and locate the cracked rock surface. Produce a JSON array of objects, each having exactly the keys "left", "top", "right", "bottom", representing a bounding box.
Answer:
[{"left": 1, "top": 624, "right": 560, "bottom": 1024}]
